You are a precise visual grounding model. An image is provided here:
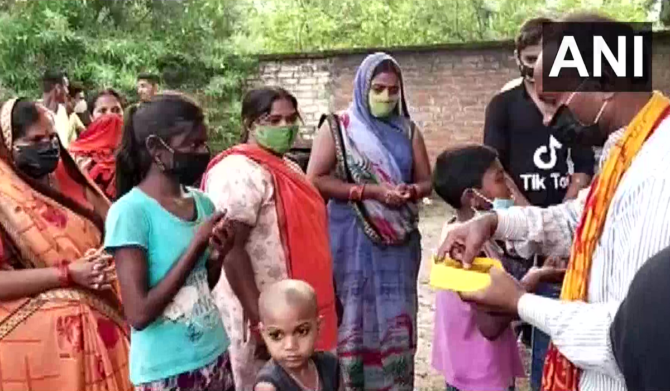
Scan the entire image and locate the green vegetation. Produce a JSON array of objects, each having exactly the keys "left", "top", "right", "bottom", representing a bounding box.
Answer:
[
  {"left": 0, "top": 0, "right": 663, "bottom": 149},
  {"left": 0, "top": 0, "right": 254, "bottom": 150},
  {"left": 243, "top": 0, "right": 658, "bottom": 53}
]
